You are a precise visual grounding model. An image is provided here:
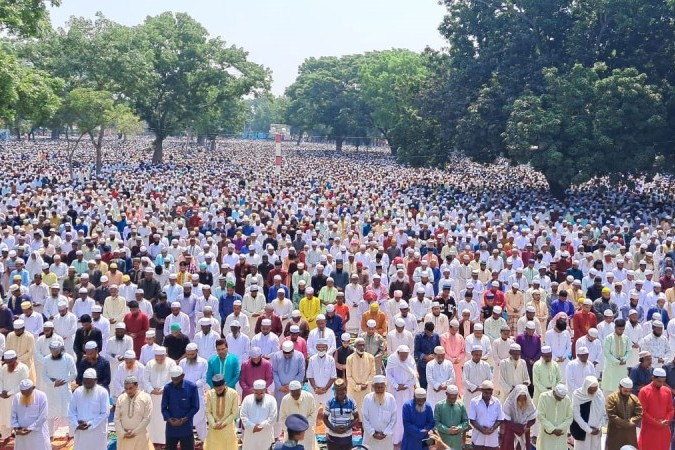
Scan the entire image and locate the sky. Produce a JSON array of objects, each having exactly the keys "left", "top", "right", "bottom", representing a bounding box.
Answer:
[{"left": 48, "top": 0, "right": 448, "bottom": 95}]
